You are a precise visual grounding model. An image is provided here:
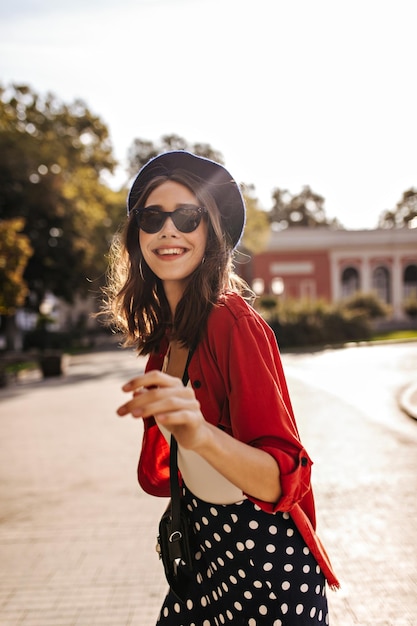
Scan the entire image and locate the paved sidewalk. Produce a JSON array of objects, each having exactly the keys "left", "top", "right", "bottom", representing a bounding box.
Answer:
[{"left": 0, "top": 347, "right": 416, "bottom": 626}]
